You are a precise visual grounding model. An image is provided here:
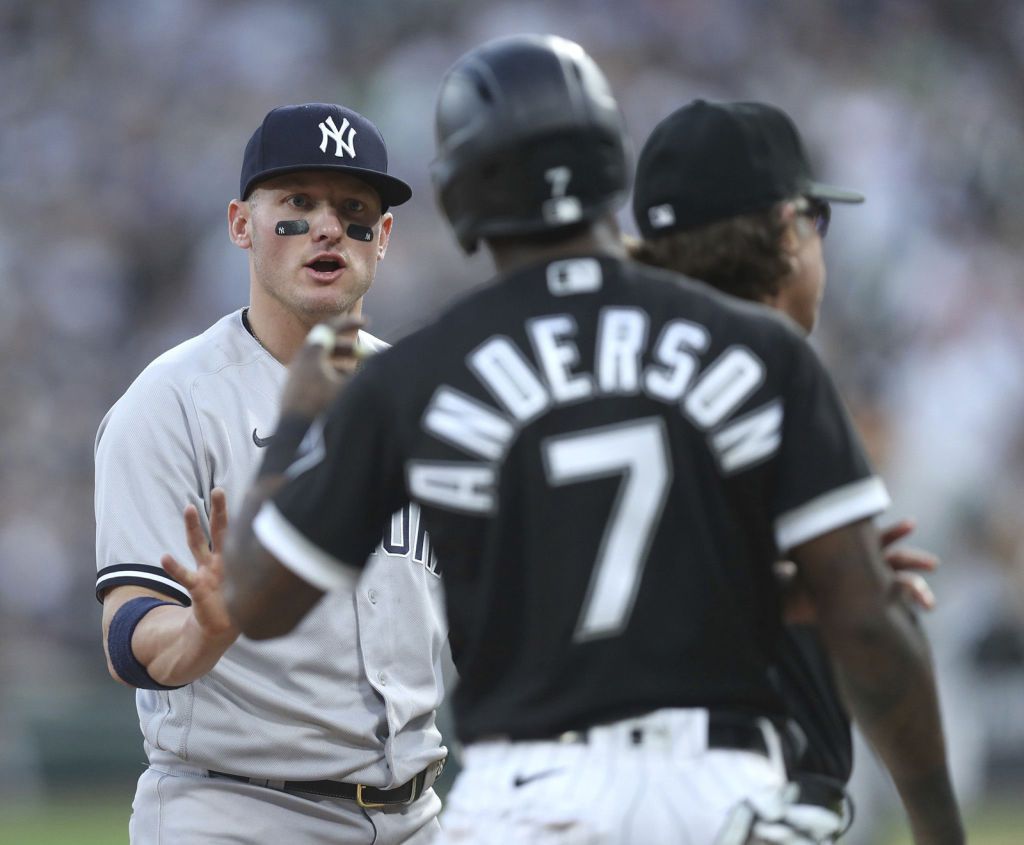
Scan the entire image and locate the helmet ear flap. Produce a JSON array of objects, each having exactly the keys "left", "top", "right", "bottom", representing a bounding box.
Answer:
[{"left": 431, "top": 34, "right": 631, "bottom": 255}]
